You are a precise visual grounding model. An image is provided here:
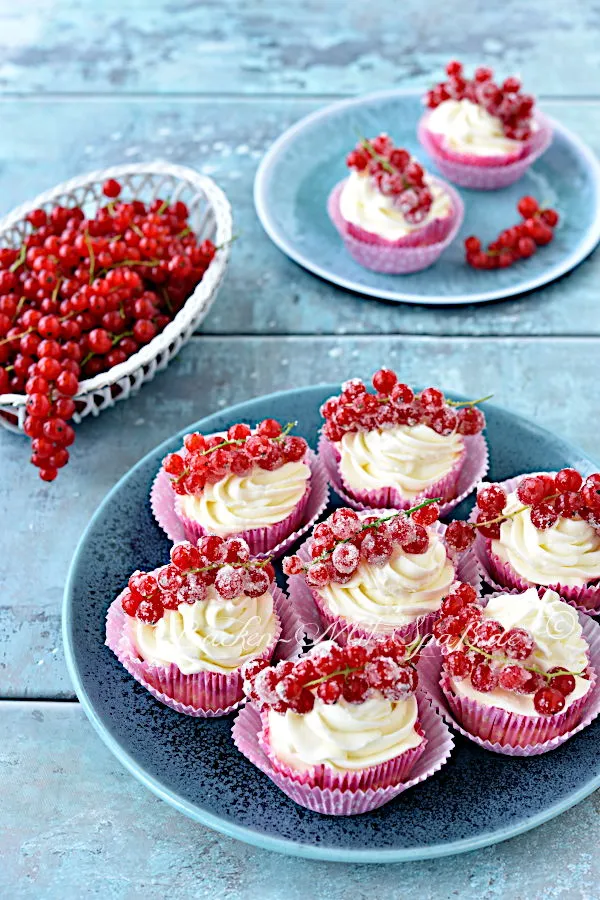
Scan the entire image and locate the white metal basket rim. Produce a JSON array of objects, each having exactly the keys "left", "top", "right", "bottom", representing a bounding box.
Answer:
[{"left": 0, "top": 161, "right": 232, "bottom": 407}]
